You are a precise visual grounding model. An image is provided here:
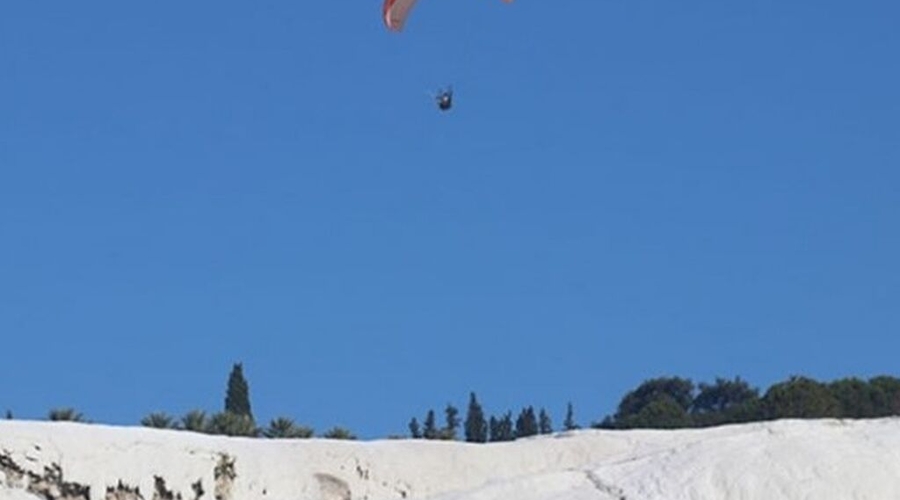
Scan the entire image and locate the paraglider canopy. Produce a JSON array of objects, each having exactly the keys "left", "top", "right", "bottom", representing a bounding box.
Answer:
[
  {"left": 383, "top": 0, "right": 513, "bottom": 32},
  {"left": 382, "top": 0, "right": 417, "bottom": 32}
]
